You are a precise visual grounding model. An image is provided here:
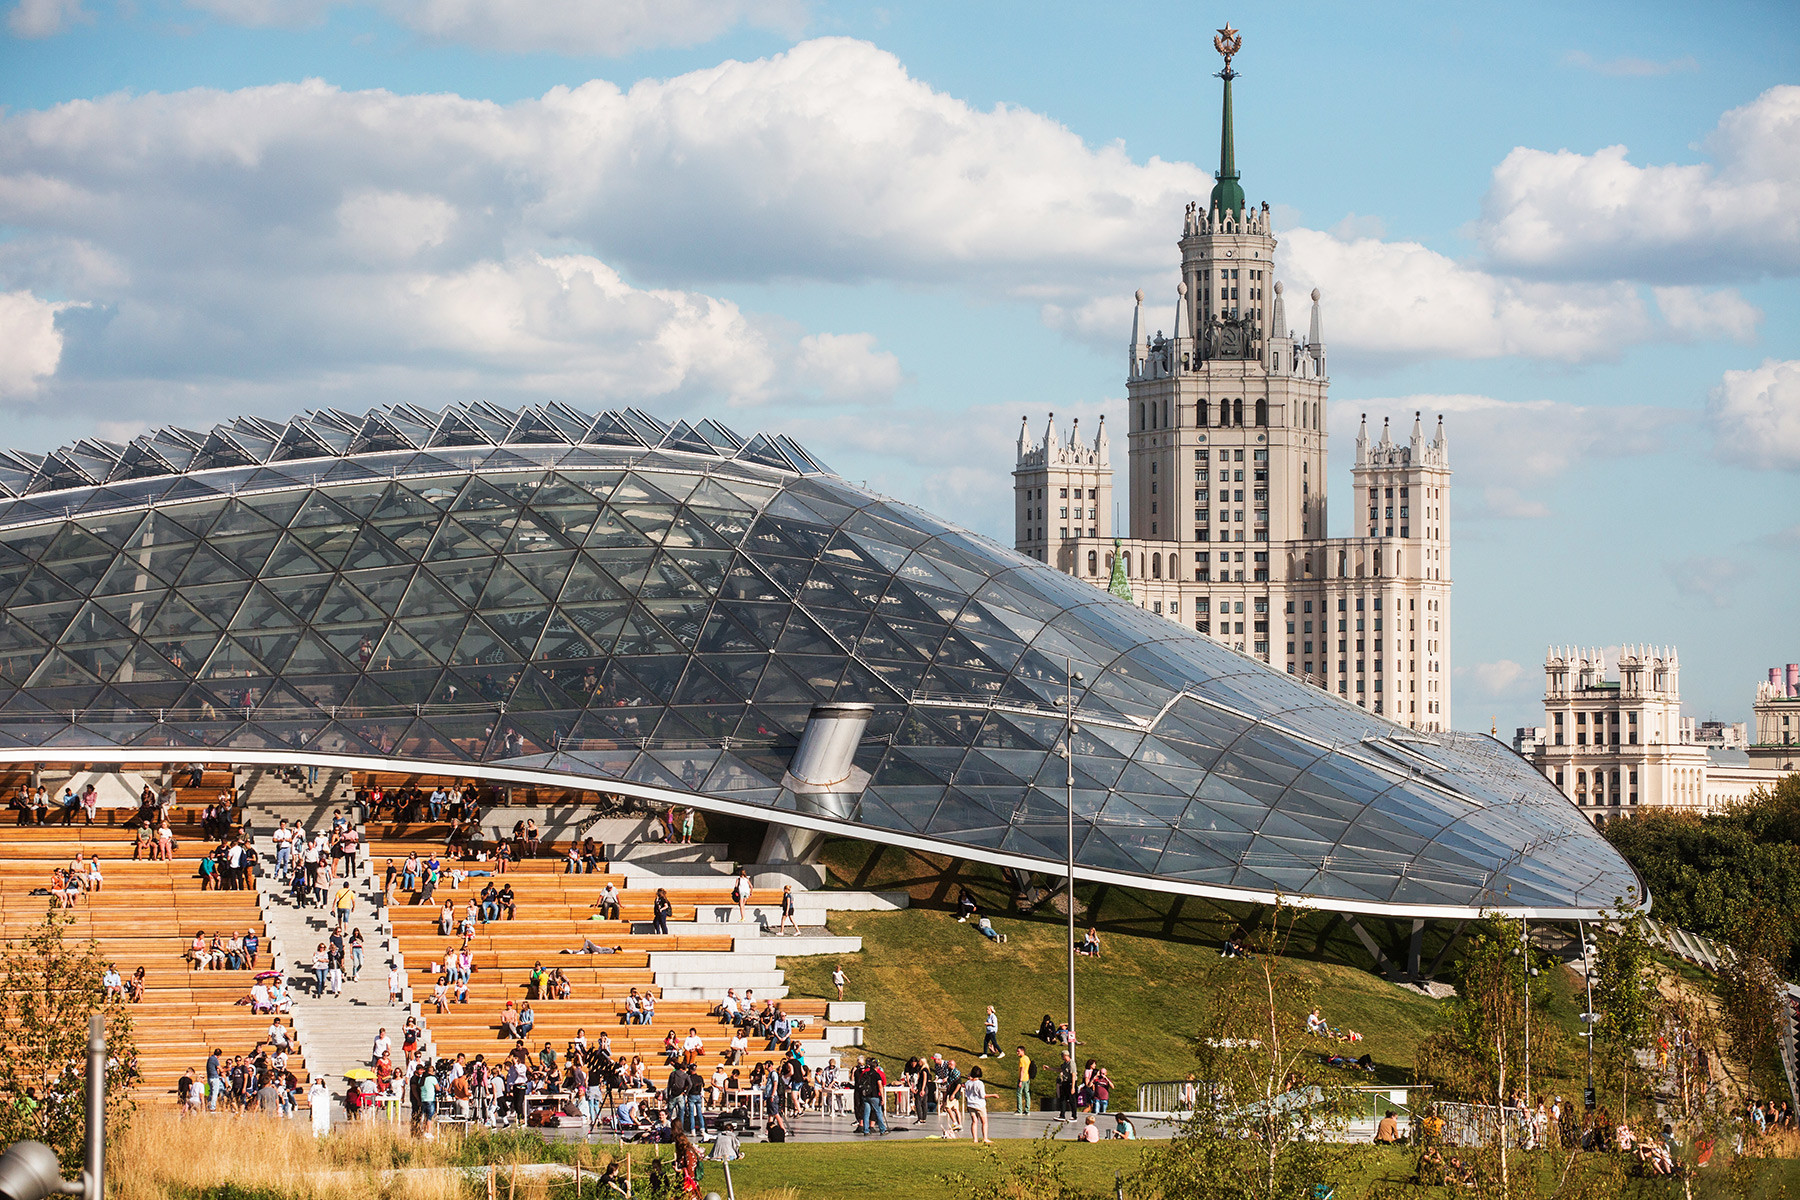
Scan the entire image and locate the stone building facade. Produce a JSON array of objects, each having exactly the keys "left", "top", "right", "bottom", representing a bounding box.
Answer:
[
  {"left": 1526, "top": 646, "right": 1793, "bottom": 824},
  {"left": 1011, "top": 37, "right": 1452, "bottom": 731}
]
